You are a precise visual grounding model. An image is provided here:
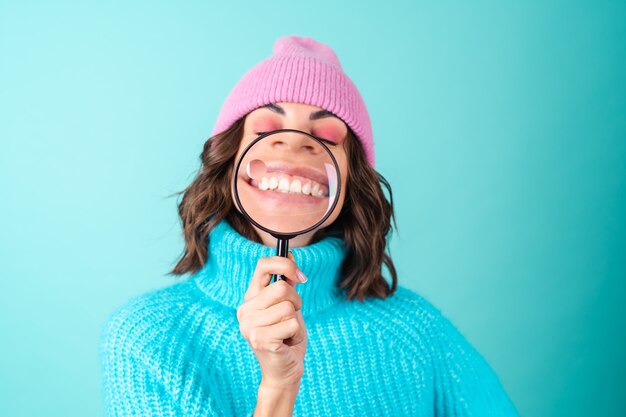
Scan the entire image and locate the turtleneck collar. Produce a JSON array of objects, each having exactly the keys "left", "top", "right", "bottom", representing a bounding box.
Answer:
[{"left": 192, "top": 219, "right": 349, "bottom": 317}]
